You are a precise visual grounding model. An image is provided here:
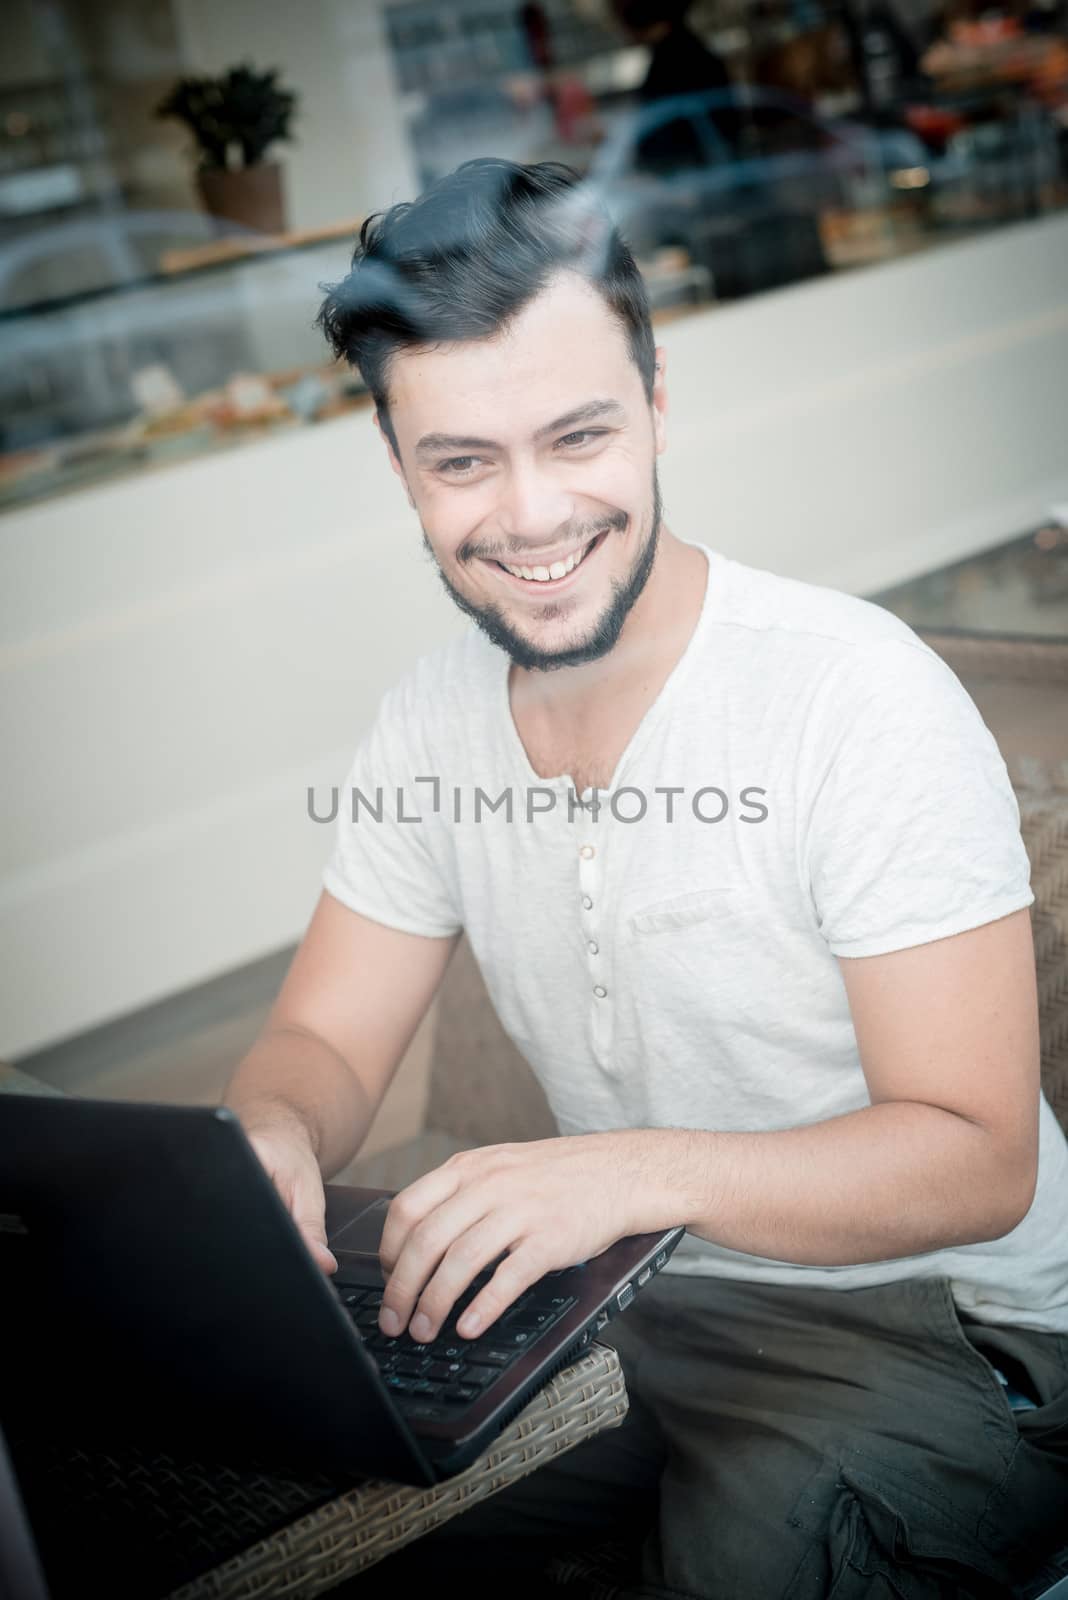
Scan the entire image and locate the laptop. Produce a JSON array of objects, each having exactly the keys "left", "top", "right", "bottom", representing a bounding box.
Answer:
[
  {"left": 0, "top": 1423, "right": 49, "bottom": 1600},
  {"left": 0, "top": 1093, "right": 685, "bottom": 1488}
]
